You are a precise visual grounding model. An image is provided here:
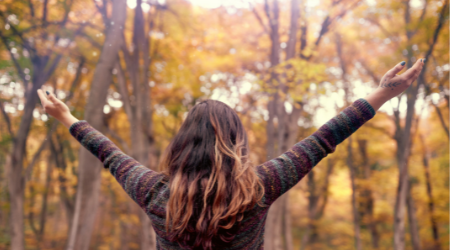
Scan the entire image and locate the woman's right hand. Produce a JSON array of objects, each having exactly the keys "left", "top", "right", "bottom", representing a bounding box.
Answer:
[
  {"left": 37, "top": 89, "right": 79, "bottom": 128},
  {"left": 378, "top": 58, "right": 425, "bottom": 99},
  {"left": 365, "top": 58, "right": 425, "bottom": 111}
]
